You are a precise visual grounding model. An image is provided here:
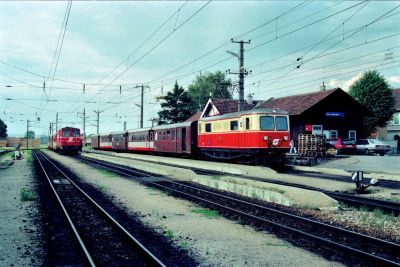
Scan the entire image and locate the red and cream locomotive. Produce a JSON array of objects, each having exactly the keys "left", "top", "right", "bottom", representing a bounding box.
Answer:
[
  {"left": 91, "top": 108, "right": 290, "bottom": 166},
  {"left": 48, "top": 126, "right": 83, "bottom": 154}
]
